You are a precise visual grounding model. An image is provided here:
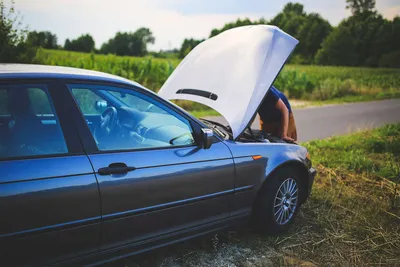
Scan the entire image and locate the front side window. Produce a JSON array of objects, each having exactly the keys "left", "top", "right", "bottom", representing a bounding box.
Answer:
[
  {"left": 69, "top": 84, "right": 196, "bottom": 151},
  {"left": 0, "top": 84, "right": 68, "bottom": 159}
]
